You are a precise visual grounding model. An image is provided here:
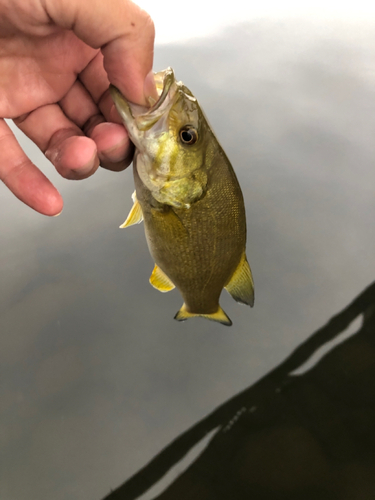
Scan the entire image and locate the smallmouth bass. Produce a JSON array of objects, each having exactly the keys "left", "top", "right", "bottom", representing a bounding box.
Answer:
[{"left": 110, "top": 68, "right": 254, "bottom": 326}]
